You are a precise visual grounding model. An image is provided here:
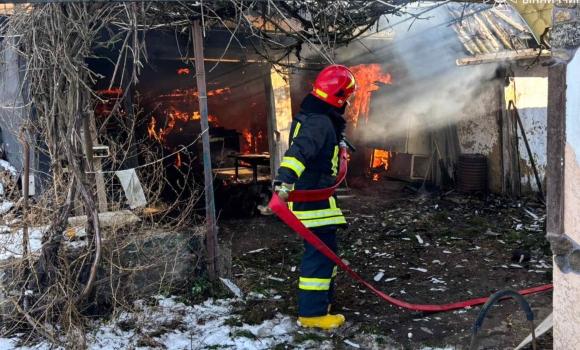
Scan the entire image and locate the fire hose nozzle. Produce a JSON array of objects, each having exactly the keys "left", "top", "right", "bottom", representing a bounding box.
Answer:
[{"left": 340, "top": 134, "right": 356, "bottom": 153}]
